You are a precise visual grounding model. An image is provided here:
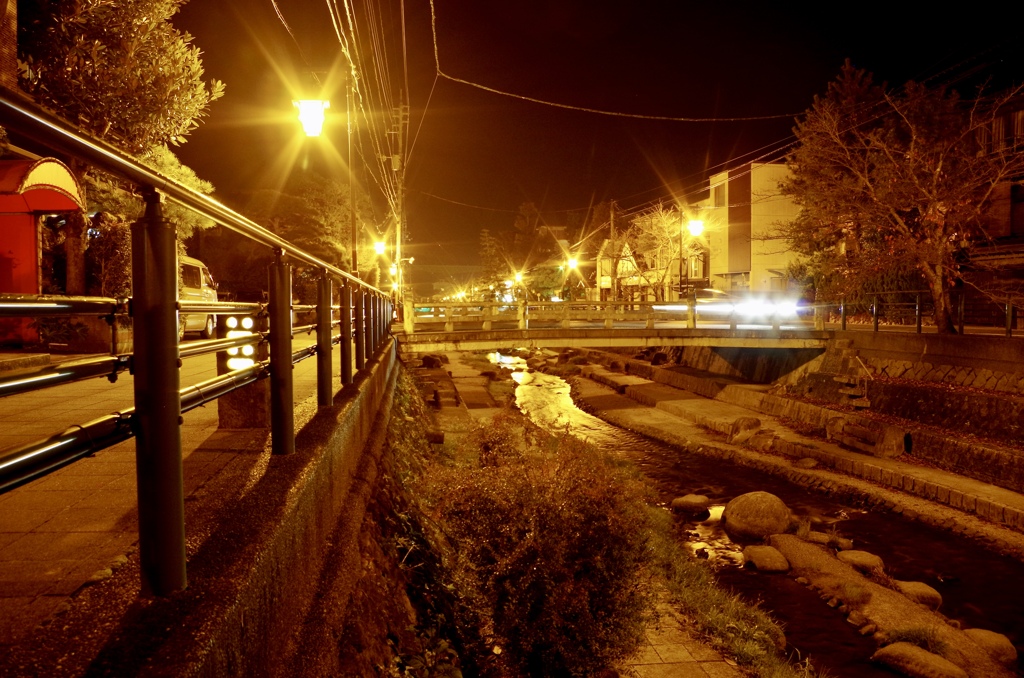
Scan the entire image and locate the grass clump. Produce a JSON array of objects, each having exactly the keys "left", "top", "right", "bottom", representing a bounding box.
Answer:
[
  {"left": 885, "top": 626, "right": 949, "bottom": 657},
  {"left": 421, "top": 425, "right": 657, "bottom": 677},
  {"left": 646, "top": 509, "right": 824, "bottom": 677}
]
